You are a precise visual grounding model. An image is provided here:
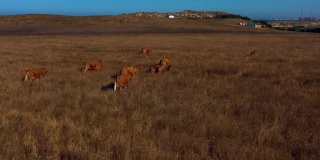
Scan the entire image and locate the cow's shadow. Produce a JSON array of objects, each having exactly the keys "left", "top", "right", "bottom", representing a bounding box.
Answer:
[{"left": 100, "top": 83, "right": 114, "bottom": 92}]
